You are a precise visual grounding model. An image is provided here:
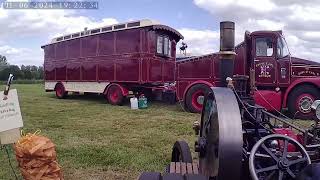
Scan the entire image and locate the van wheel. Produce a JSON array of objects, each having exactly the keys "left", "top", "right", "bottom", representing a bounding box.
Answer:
[
  {"left": 55, "top": 83, "right": 67, "bottom": 99},
  {"left": 185, "top": 84, "right": 211, "bottom": 113},
  {"left": 288, "top": 85, "right": 320, "bottom": 120},
  {"left": 106, "top": 85, "right": 124, "bottom": 105}
]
